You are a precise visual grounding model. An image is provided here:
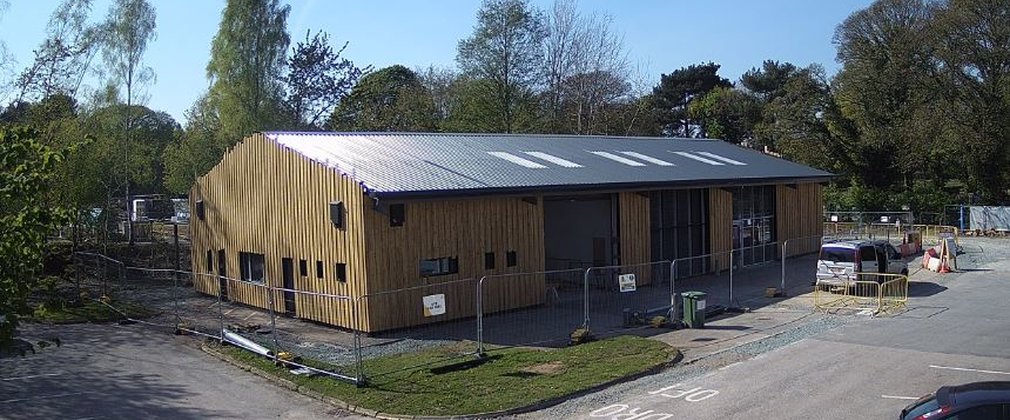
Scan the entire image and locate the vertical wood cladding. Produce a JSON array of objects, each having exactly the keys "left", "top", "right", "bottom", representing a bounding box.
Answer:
[
  {"left": 189, "top": 133, "right": 367, "bottom": 330},
  {"left": 618, "top": 192, "right": 652, "bottom": 284},
  {"left": 776, "top": 183, "right": 823, "bottom": 257},
  {"left": 709, "top": 188, "right": 733, "bottom": 271},
  {"left": 361, "top": 195, "right": 546, "bottom": 332}
]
